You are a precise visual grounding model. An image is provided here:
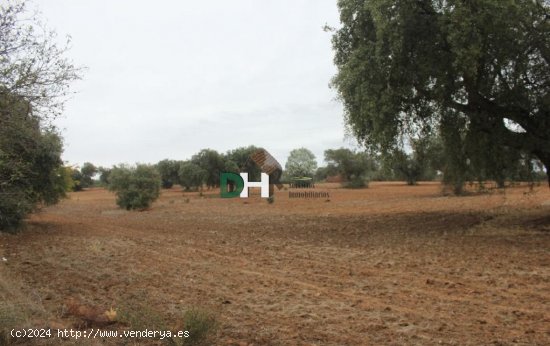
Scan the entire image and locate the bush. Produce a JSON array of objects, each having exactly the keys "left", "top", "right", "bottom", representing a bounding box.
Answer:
[
  {"left": 324, "top": 148, "right": 374, "bottom": 188},
  {"left": 181, "top": 308, "right": 217, "bottom": 346},
  {"left": 345, "top": 175, "right": 368, "bottom": 189},
  {"left": 108, "top": 164, "right": 161, "bottom": 210}
]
